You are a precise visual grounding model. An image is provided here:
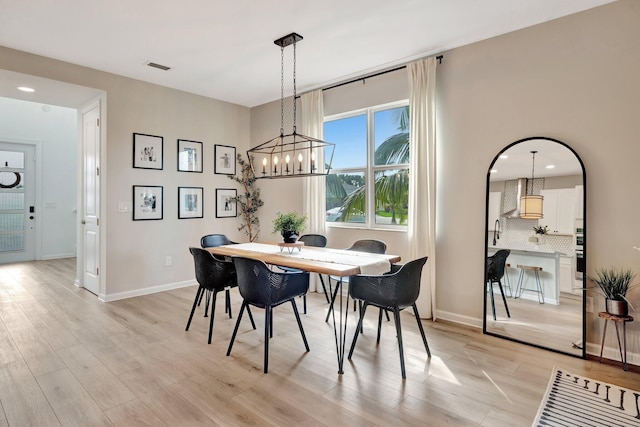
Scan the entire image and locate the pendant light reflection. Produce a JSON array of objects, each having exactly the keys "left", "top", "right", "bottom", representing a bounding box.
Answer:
[
  {"left": 520, "top": 150, "right": 544, "bottom": 219},
  {"left": 247, "top": 32, "right": 335, "bottom": 179}
]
